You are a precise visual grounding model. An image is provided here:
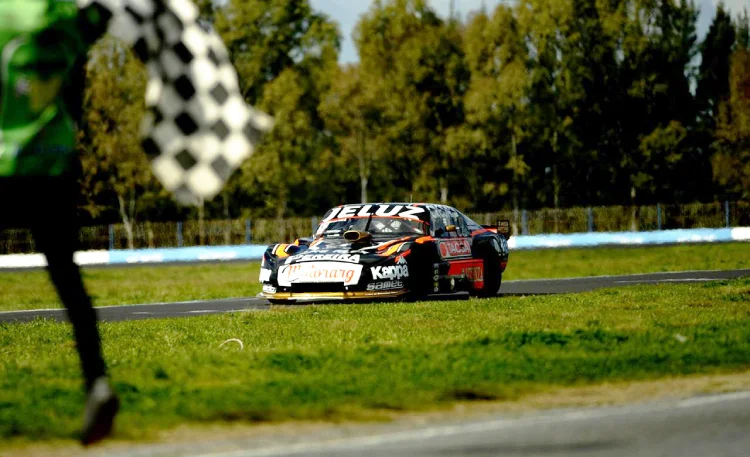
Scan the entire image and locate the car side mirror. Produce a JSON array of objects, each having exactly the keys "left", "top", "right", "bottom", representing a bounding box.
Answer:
[
  {"left": 445, "top": 224, "right": 457, "bottom": 233},
  {"left": 497, "top": 220, "right": 511, "bottom": 239}
]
